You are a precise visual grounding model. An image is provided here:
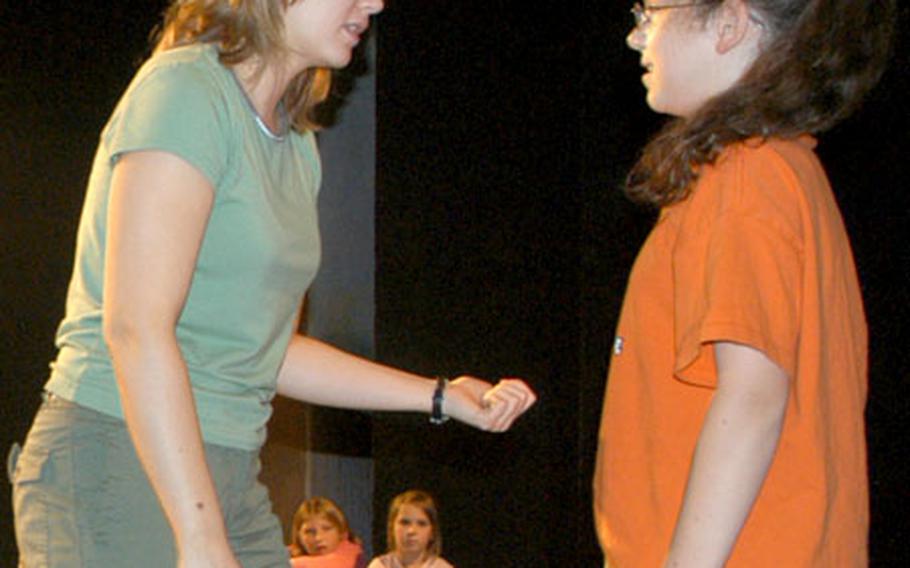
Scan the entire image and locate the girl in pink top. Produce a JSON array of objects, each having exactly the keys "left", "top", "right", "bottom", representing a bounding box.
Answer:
[{"left": 367, "top": 490, "right": 454, "bottom": 568}]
